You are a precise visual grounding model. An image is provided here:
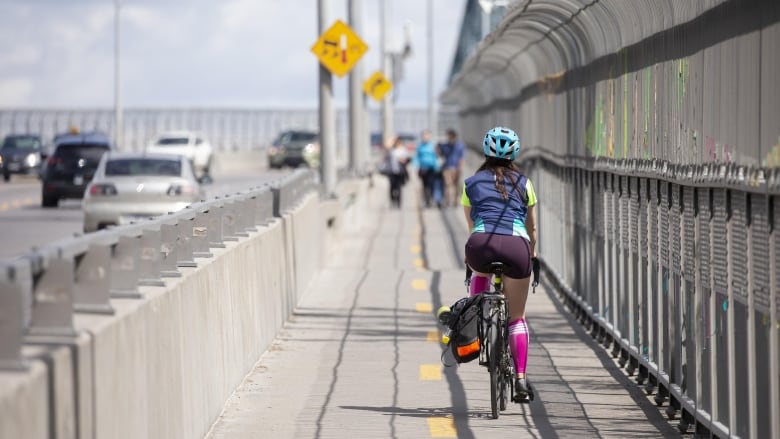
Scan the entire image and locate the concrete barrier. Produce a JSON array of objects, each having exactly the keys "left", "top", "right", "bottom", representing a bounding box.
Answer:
[{"left": 0, "top": 174, "right": 371, "bottom": 439}]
